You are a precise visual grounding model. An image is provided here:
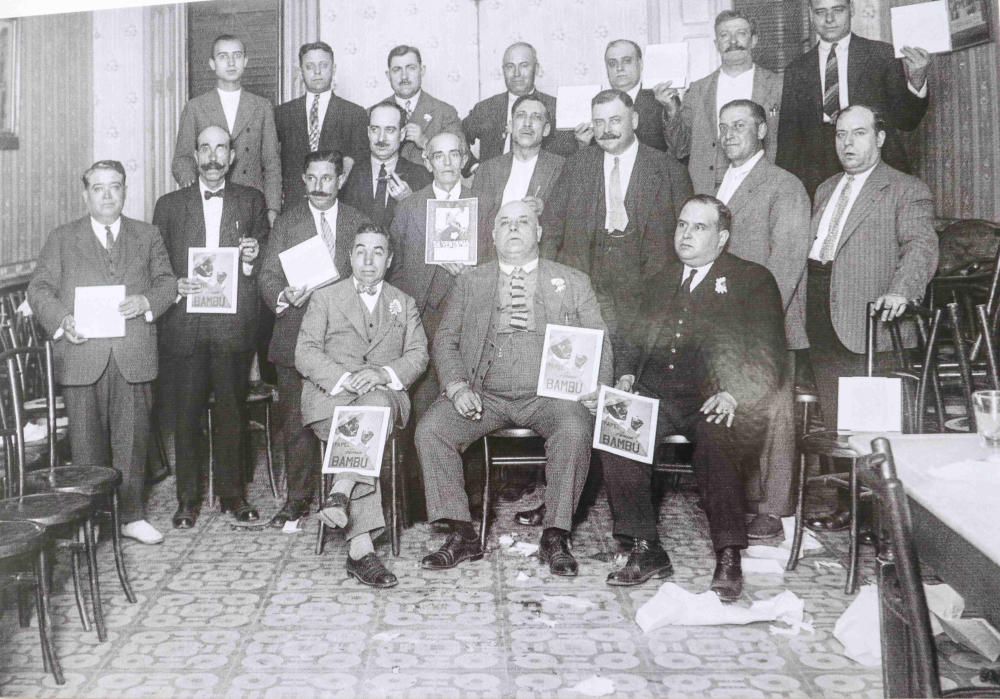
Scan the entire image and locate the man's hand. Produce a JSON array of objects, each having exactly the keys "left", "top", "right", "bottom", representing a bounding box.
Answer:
[
  {"left": 451, "top": 385, "right": 483, "bottom": 420},
  {"left": 521, "top": 195, "right": 544, "bottom": 218},
  {"left": 402, "top": 122, "right": 427, "bottom": 149},
  {"left": 578, "top": 389, "right": 600, "bottom": 415},
  {"left": 573, "top": 122, "right": 594, "bottom": 146},
  {"left": 900, "top": 46, "right": 931, "bottom": 91},
  {"left": 177, "top": 277, "right": 204, "bottom": 296},
  {"left": 346, "top": 367, "right": 390, "bottom": 394},
  {"left": 60, "top": 315, "right": 87, "bottom": 344},
  {"left": 873, "top": 294, "right": 909, "bottom": 322},
  {"left": 652, "top": 81, "right": 681, "bottom": 117},
  {"left": 614, "top": 375, "right": 635, "bottom": 393},
  {"left": 441, "top": 262, "right": 466, "bottom": 277},
  {"left": 239, "top": 237, "right": 260, "bottom": 263},
  {"left": 282, "top": 285, "right": 313, "bottom": 308},
  {"left": 118, "top": 295, "right": 150, "bottom": 320},
  {"left": 179, "top": 176, "right": 196, "bottom": 187},
  {"left": 387, "top": 171, "right": 413, "bottom": 202},
  {"left": 700, "top": 391, "right": 737, "bottom": 427},
  {"left": 267, "top": 210, "right": 278, "bottom": 227}
]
